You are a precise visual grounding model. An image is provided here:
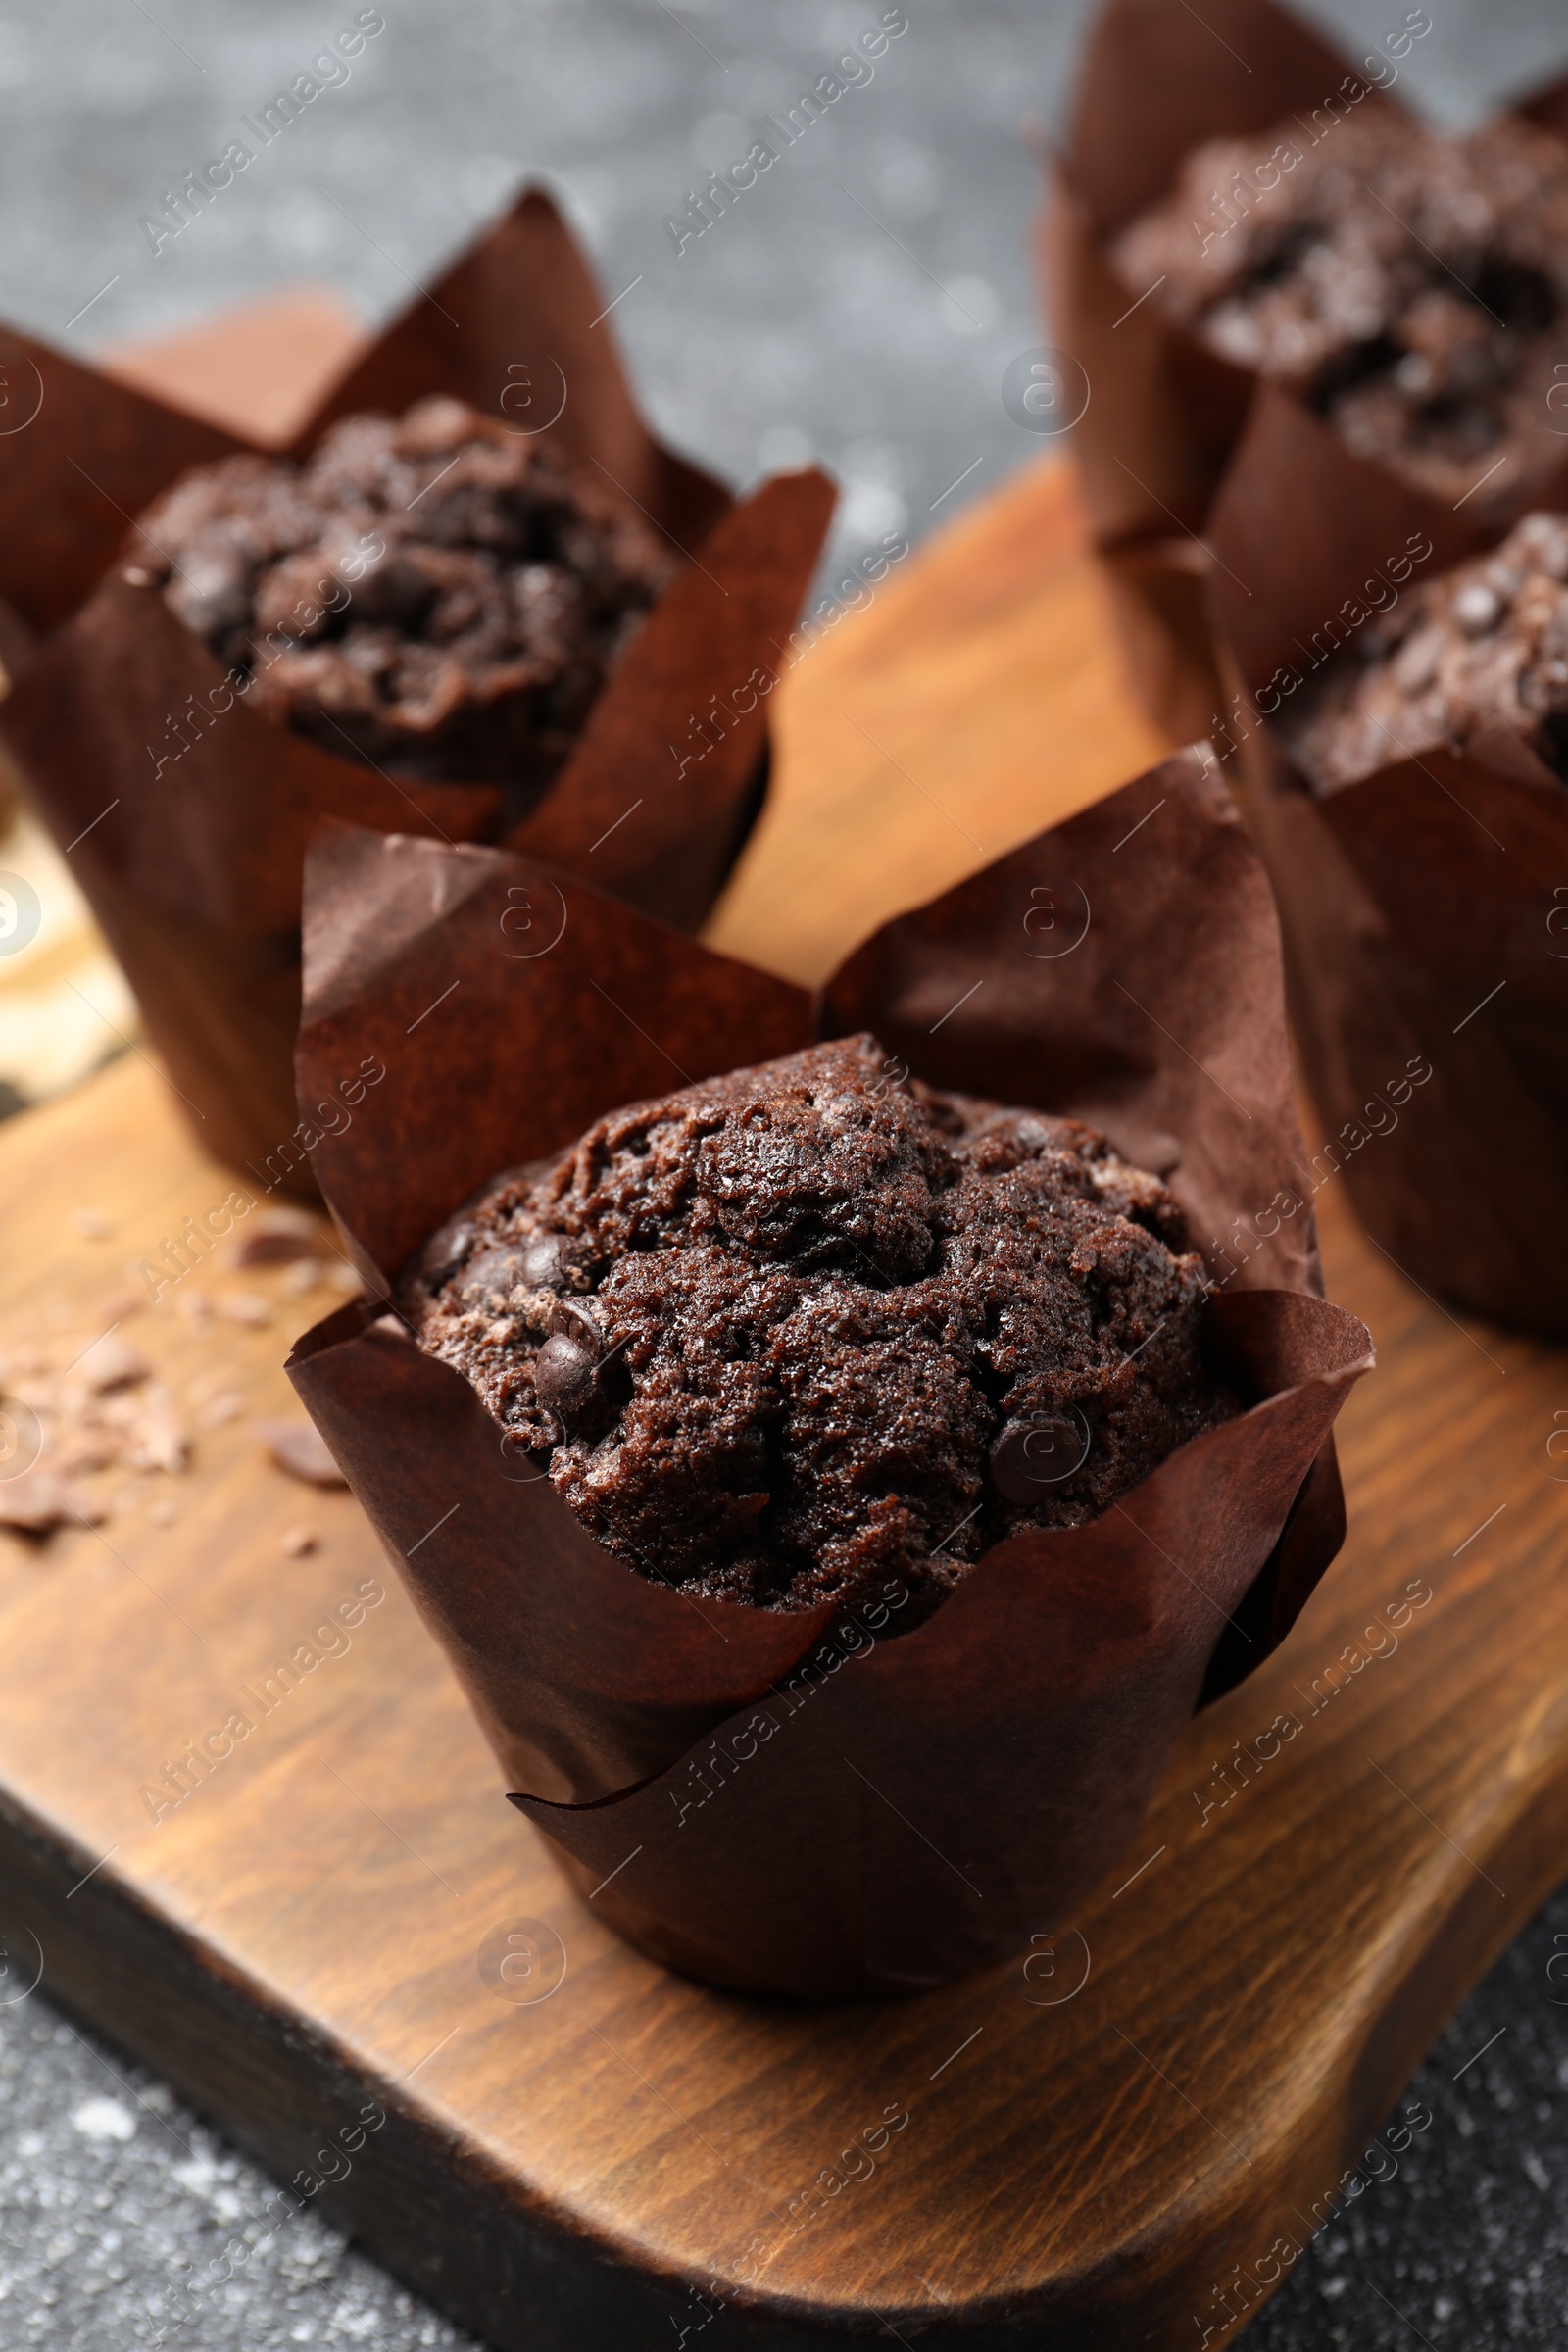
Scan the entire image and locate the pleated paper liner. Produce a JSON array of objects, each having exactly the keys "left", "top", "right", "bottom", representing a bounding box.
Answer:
[
  {"left": 285, "top": 747, "right": 1372, "bottom": 1998},
  {"left": 1201, "top": 385, "right": 1568, "bottom": 1337},
  {"left": 1040, "top": 0, "right": 1568, "bottom": 551},
  {"left": 0, "top": 187, "right": 834, "bottom": 1197}
]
